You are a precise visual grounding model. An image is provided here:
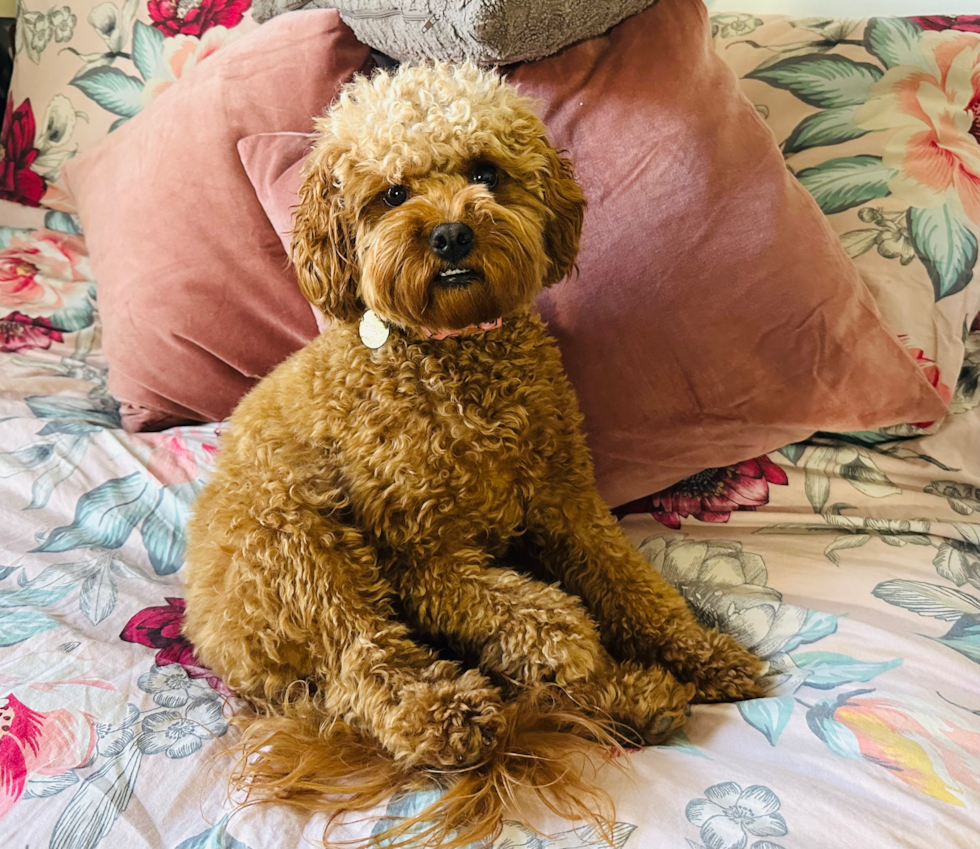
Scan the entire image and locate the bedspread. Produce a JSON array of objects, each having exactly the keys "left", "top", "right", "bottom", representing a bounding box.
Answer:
[{"left": 1, "top": 224, "right": 977, "bottom": 848}]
